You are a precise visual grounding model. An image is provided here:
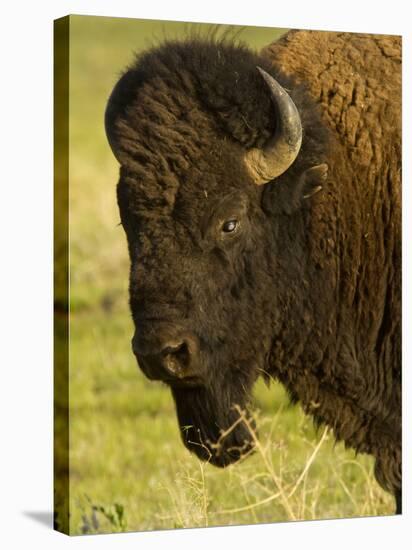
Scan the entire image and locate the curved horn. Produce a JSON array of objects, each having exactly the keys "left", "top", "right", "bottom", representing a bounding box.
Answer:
[{"left": 244, "top": 67, "right": 302, "bottom": 185}]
